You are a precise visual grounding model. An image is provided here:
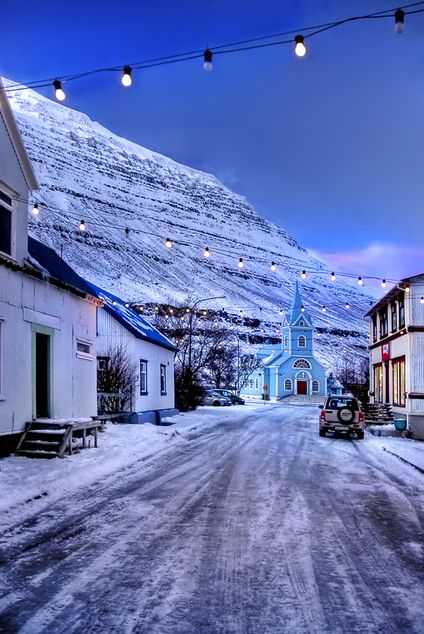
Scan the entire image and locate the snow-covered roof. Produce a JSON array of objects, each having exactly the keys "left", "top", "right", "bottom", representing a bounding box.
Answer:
[{"left": 86, "top": 282, "right": 176, "bottom": 352}]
